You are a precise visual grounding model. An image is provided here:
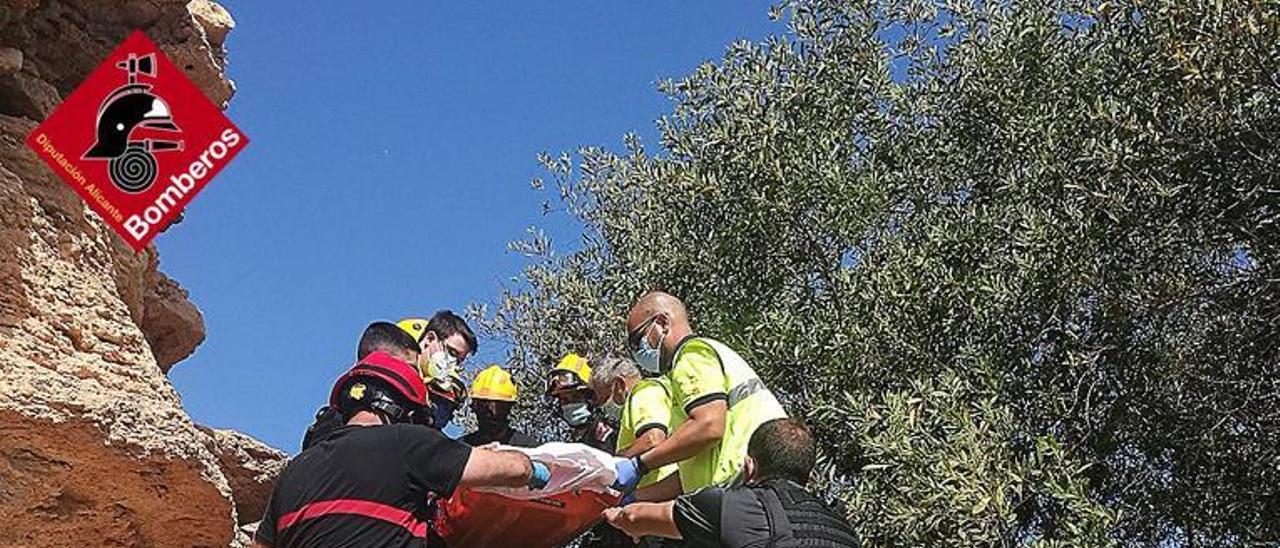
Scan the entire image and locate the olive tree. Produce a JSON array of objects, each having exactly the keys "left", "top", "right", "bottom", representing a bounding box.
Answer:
[{"left": 475, "top": 1, "right": 1280, "bottom": 545}]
